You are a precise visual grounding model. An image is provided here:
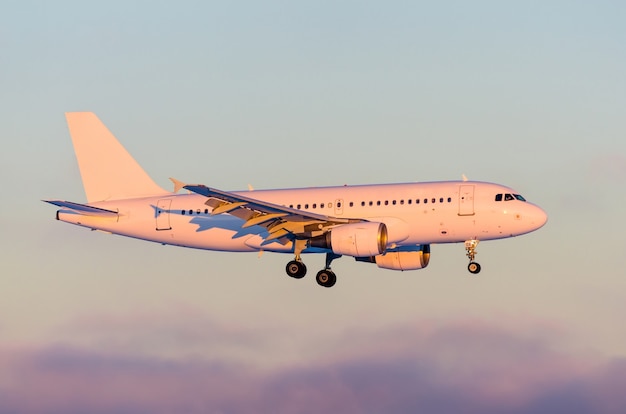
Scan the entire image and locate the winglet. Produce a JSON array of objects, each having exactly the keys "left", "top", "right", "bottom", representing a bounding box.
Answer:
[
  {"left": 169, "top": 177, "right": 187, "bottom": 193},
  {"left": 462, "top": 174, "right": 469, "bottom": 182}
]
